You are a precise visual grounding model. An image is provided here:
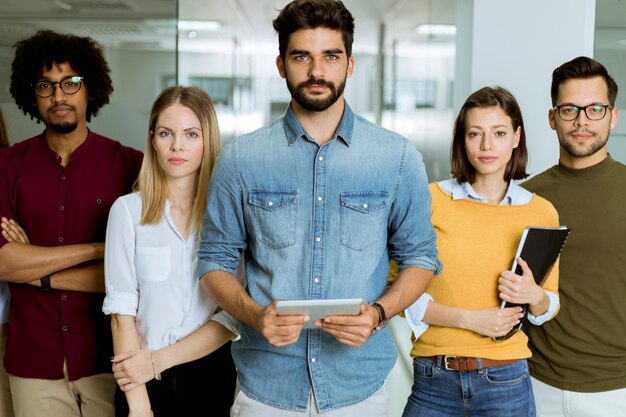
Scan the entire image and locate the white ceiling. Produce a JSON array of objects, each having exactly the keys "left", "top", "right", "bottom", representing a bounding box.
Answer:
[{"left": 0, "top": 0, "right": 624, "bottom": 51}]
